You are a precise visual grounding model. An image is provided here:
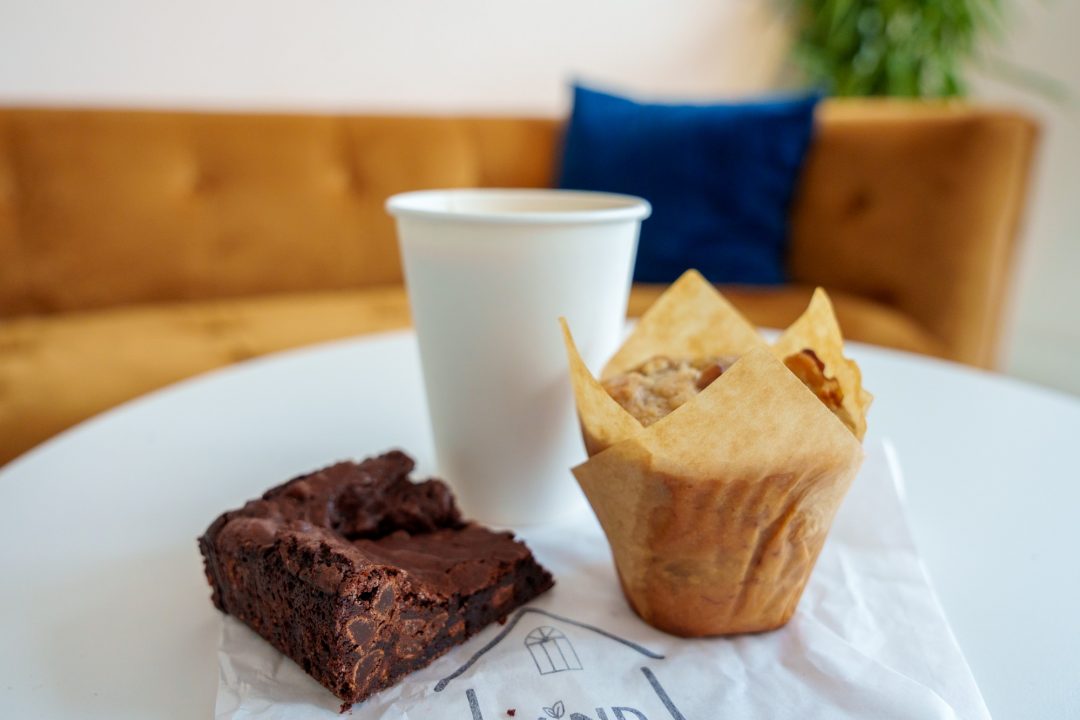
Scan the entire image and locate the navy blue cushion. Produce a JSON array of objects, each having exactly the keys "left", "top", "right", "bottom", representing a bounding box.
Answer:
[{"left": 559, "top": 84, "right": 819, "bottom": 285}]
